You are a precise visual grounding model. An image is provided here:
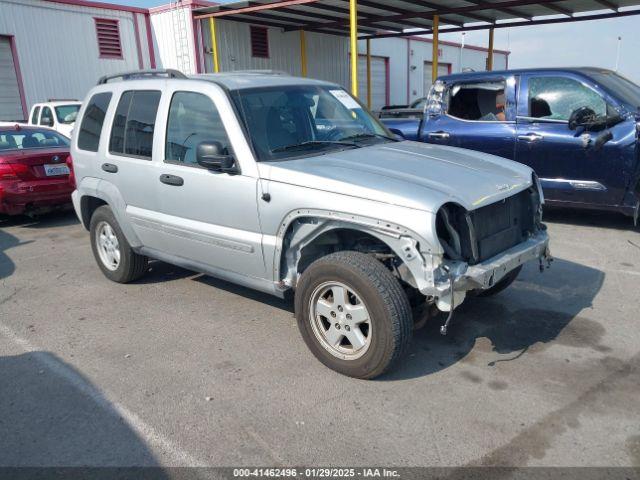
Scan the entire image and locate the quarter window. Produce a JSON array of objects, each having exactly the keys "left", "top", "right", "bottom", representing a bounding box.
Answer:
[
  {"left": 31, "top": 106, "right": 40, "bottom": 124},
  {"left": 528, "top": 76, "right": 606, "bottom": 121},
  {"left": 165, "top": 91, "right": 232, "bottom": 165},
  {"left": 447, "top": 80, "right": 507, "bottom": 122},
  {"left": 109, "top": 90, "right": 161, "bottom": 159},
  {"left": 77, "top": 92, "right": 112, "bottom": 152}
]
